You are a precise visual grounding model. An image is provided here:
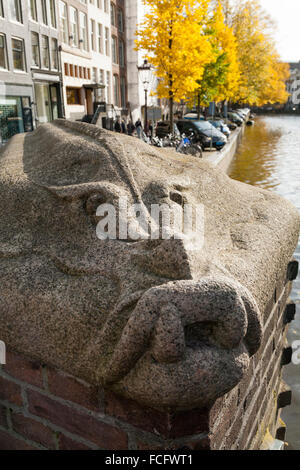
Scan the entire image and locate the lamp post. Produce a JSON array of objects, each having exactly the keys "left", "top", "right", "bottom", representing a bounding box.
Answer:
[{"left": 137, "top": 59, "right": 152, "bottom": 134}]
